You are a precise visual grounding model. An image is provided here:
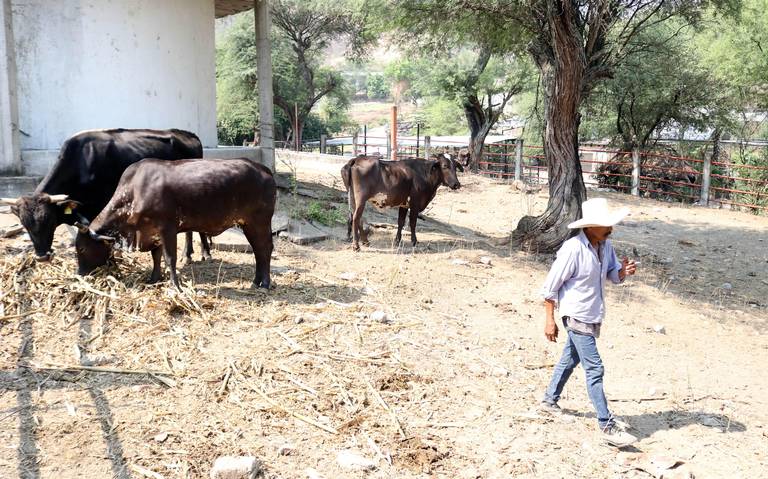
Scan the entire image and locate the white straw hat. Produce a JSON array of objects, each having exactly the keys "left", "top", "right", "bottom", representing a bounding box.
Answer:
[{"left": 567, "top": 198, "right": 629, "bottom": 229}]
